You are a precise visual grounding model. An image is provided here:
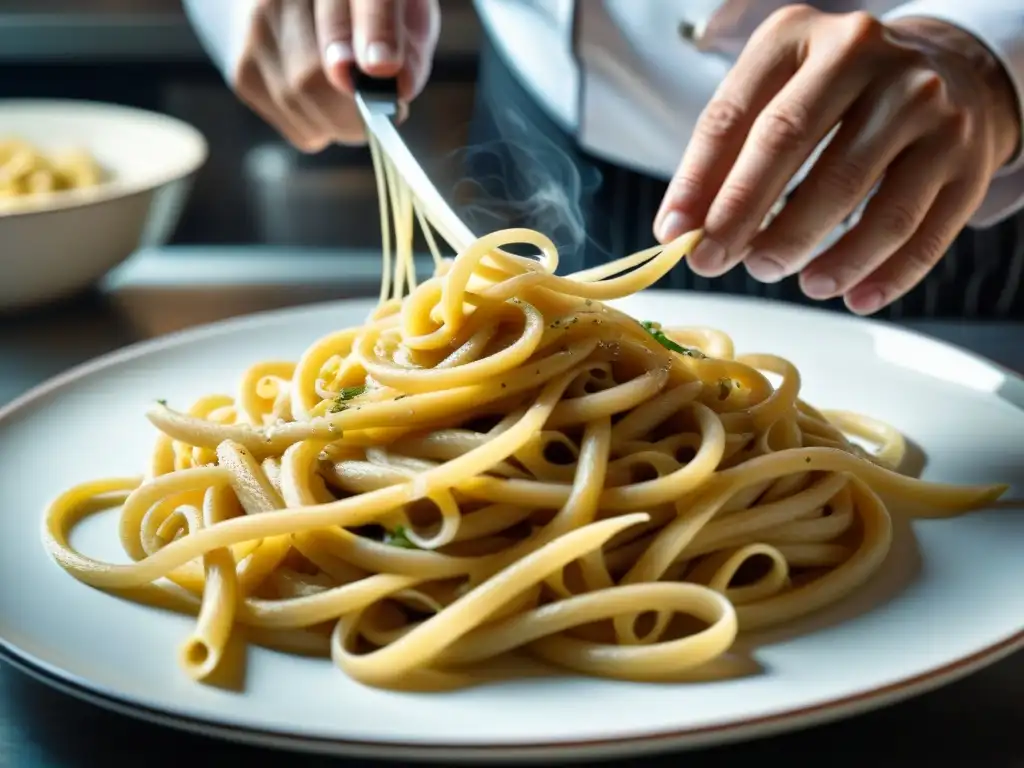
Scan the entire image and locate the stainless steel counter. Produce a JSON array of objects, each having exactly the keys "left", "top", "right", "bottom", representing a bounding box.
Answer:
[{"left": 1, "top": 246, "right": 1022, "bottom": 766}]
